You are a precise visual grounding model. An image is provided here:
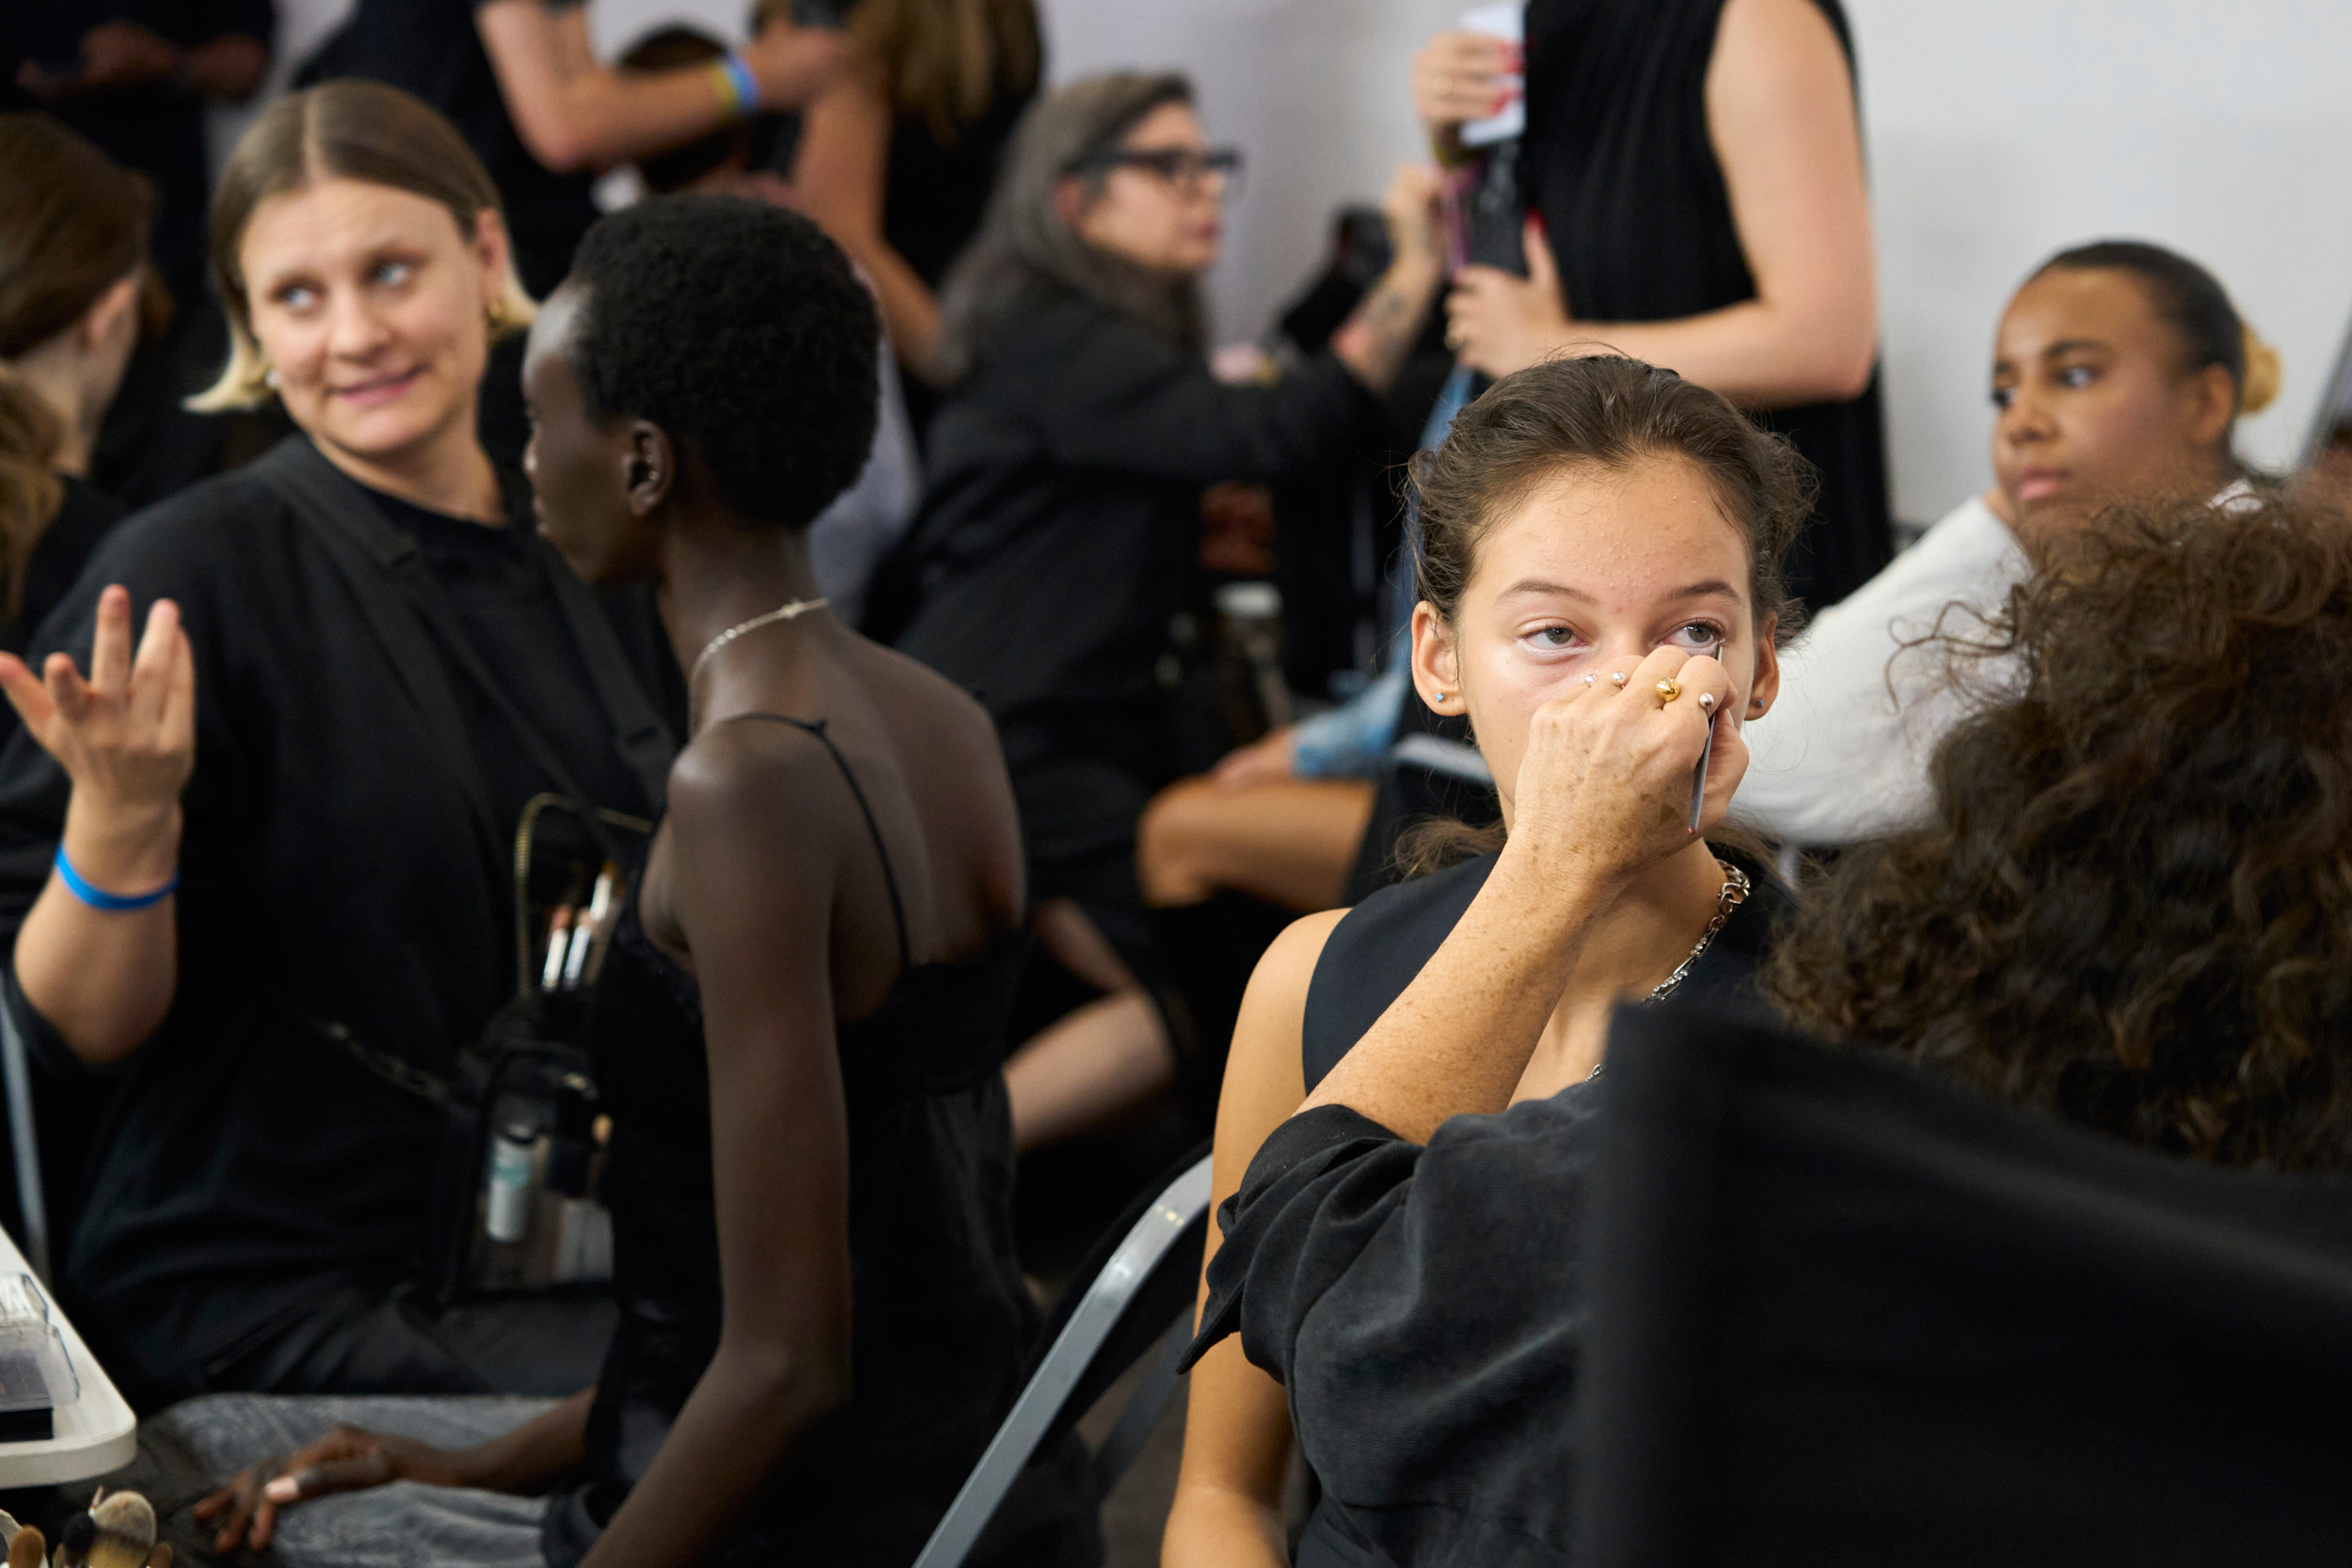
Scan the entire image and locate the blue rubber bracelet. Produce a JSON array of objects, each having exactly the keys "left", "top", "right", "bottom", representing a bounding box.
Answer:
[
  {"left": 54, "top": 847, "right": 177, "bottom": 912},
  {"left": 720, "top": 51, "right": 761, "bottom": 116}
]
